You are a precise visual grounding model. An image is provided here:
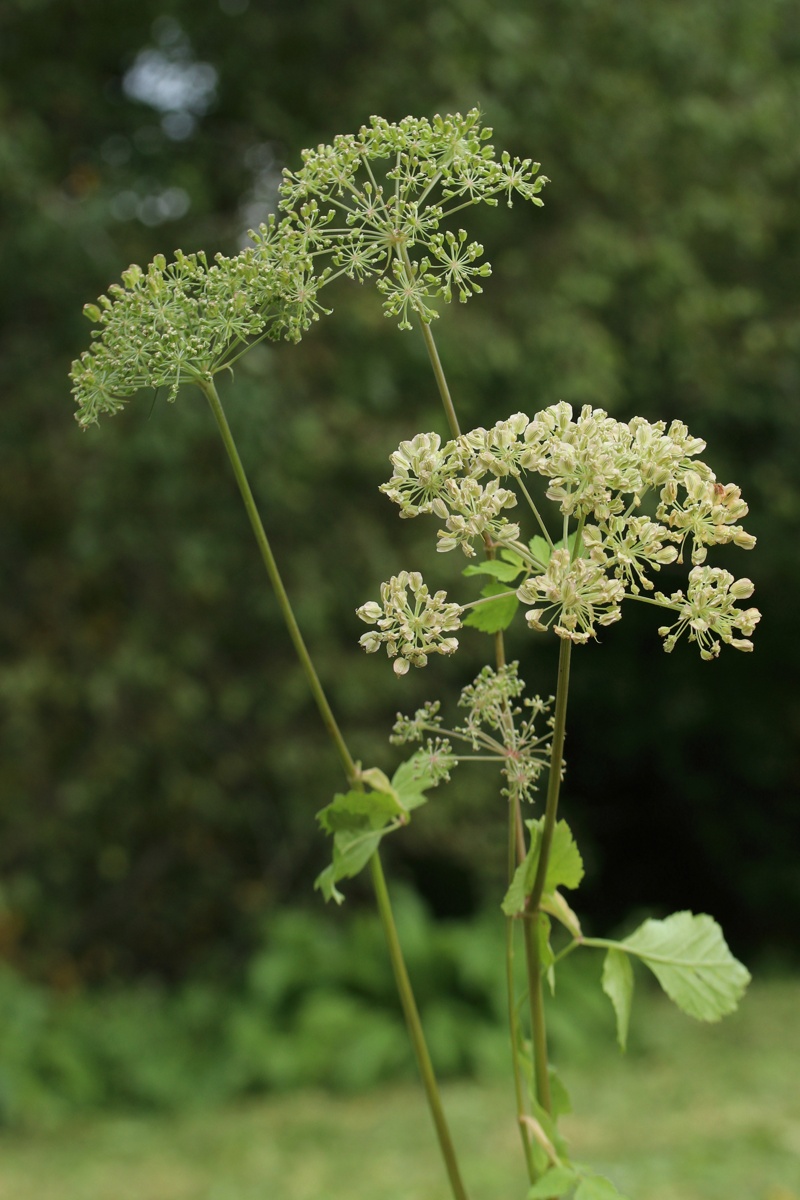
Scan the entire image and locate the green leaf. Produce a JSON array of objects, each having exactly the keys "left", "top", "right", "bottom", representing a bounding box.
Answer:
[
  {"left": 528, "top": 1166, "right": 578, "bottom": 1198},
  {"left": 391, "top": 750, "right": 440, "bottom": 802},
  {"left": 542, "top": 889, "right": 583, "bottom": 940},
  {"left": 463, "top": 558, "right": 523, "bottom": 582},
  {"left": 316, "top": 789, "right": 400, "bottom": 834},
  {"left": 537, "top": 912, "right": 555, "bottom": 993},
  {"left": 548, "top": 1065, "right": 573, "bottom": 1118},
  {"left": 545, "top": 820, "right": 584, "bottom": 892},
  {"left": 314, "top": 864, "right": 344, "bottom": 905},
  {"left": 462, "top": 579, "right": 519, "bottom": 633},
  {"left": 501, "top": 833, "right": 539, "bottom": 916},
  {"left": 602, "top": 948, "right": 634, "bottom": 1051},
  {"left": 529, "top": 535, "right": 552, "bottom": 567},
  {"left": 501, "top": 820, "right": 583, "bottom": 916},
  {"left": 575, "top": 1172, "right": 631, "bottom": 1199},
  {"left": 620, "top": 911, "right": 751, "bottom": 1021},
  {"left": 359, "top": 766, "right": 399, "bottom": 801}
]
